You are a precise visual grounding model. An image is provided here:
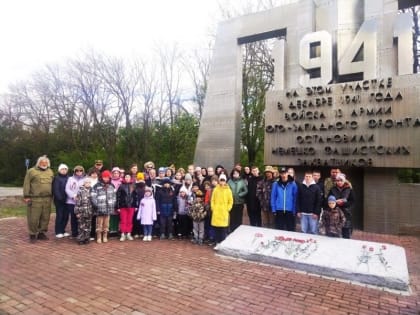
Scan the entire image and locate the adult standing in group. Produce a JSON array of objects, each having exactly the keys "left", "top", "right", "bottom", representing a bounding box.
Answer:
[
  {"left": 256, "top": 166, "right": 275, "bottom": 229},
  {"left": 65, "top": 165, "right": 86, "bottom": 238},
  {"left": 88, "top": 159, "right": 104, "bottom": 175},
  {"left": 324, "top": 168, "right": 340, "bottom": 198},
  {"left": 328, "top": 173, "right": 355, "bottom": 239},
  {"left": 23, "top": 155, "right": 54, "bottom": 243},
  {"left": 227, "top": 168, "right": 248, "bottom": 233},
  {"left": 296, "top": 171, "right": 322, "bottom": 234},
  {"left": 52, "top": 163, "right": 70, "bottom": 238},
  {"left": 271, "top": 167, "right": 298, "bottom": 231},
  {"left": 246, "top": 166, "right": 262, "bottom": 227}
]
